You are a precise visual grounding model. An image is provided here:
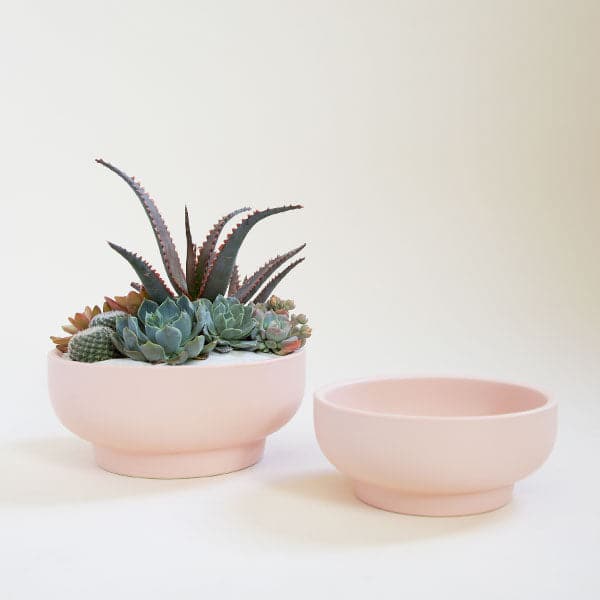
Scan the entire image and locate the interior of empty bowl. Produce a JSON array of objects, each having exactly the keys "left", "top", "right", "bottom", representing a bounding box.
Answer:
[{"left": 320, "top": 378, "right": 549, "bottom": 418}]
